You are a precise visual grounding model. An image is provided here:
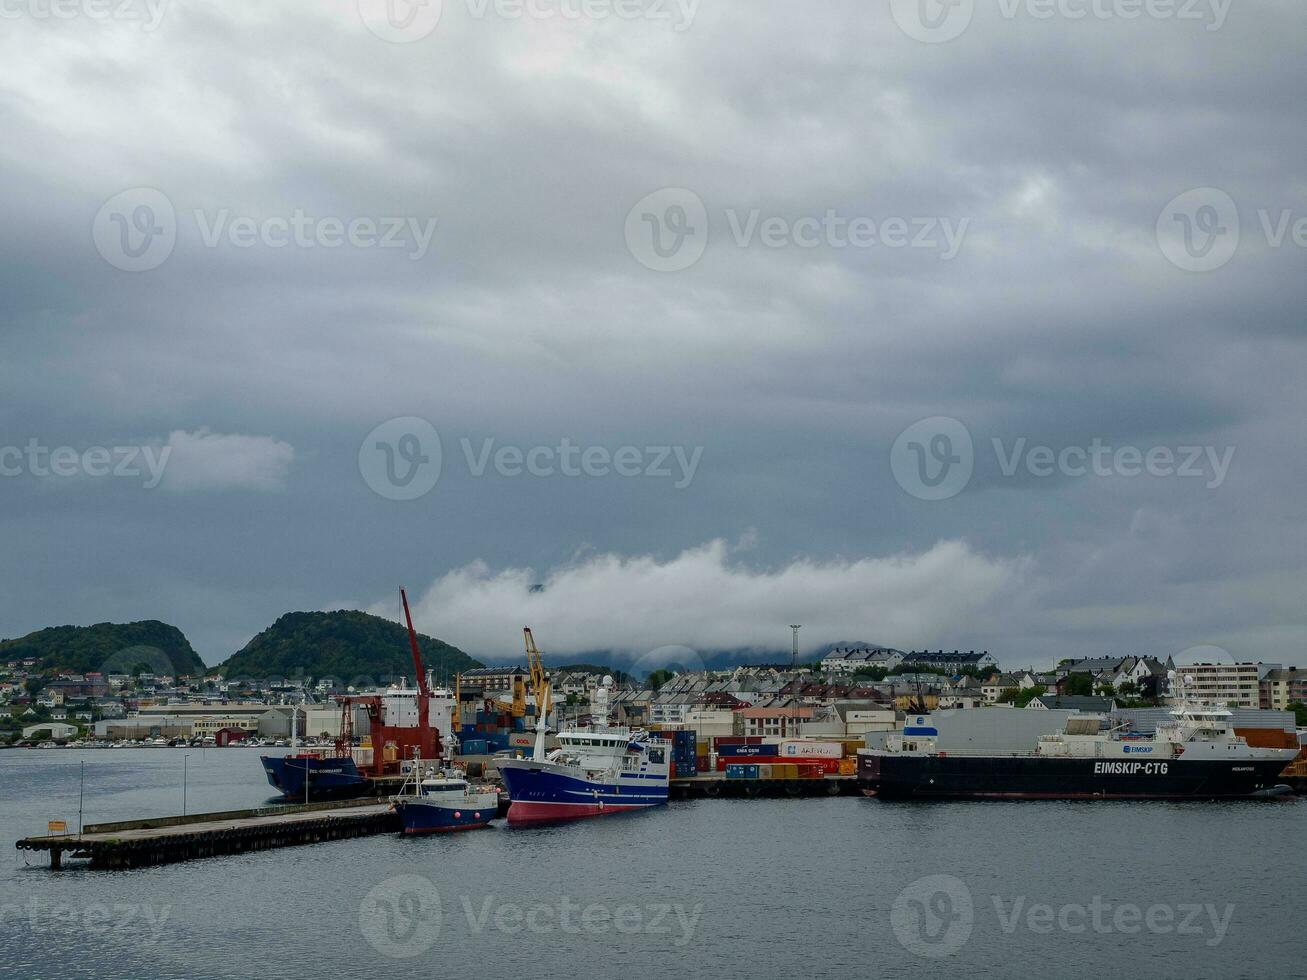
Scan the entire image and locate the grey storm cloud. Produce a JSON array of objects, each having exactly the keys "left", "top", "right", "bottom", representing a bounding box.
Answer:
[{"left": 0, "top": 1, "right": 1303, "bottom": 667}]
